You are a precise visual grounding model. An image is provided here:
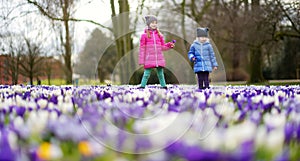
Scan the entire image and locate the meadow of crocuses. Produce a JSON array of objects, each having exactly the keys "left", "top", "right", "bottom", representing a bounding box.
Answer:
[{"left": 0, "top": 84, "right": 300, "bottom": 161}]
